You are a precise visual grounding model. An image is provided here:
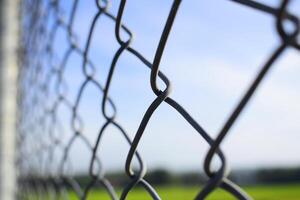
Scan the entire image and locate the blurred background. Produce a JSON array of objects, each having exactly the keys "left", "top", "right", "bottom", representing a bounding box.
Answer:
[{"left": 53, "top": 0, "right": 300, "bottom": 173}]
